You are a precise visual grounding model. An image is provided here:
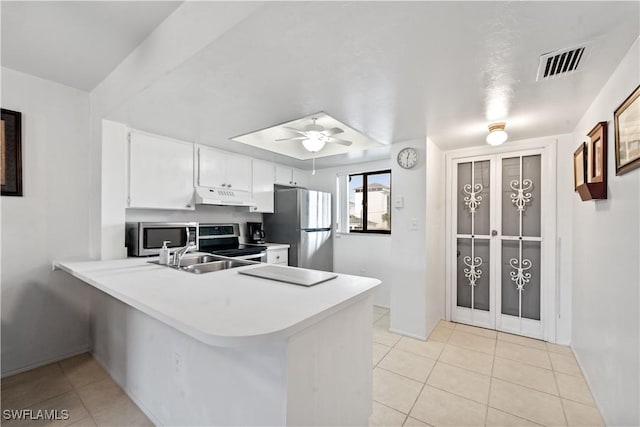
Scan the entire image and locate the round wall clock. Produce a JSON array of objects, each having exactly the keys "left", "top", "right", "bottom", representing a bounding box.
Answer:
[{"left": 397, "top": 147, "right": 418, "bottom": 169}]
